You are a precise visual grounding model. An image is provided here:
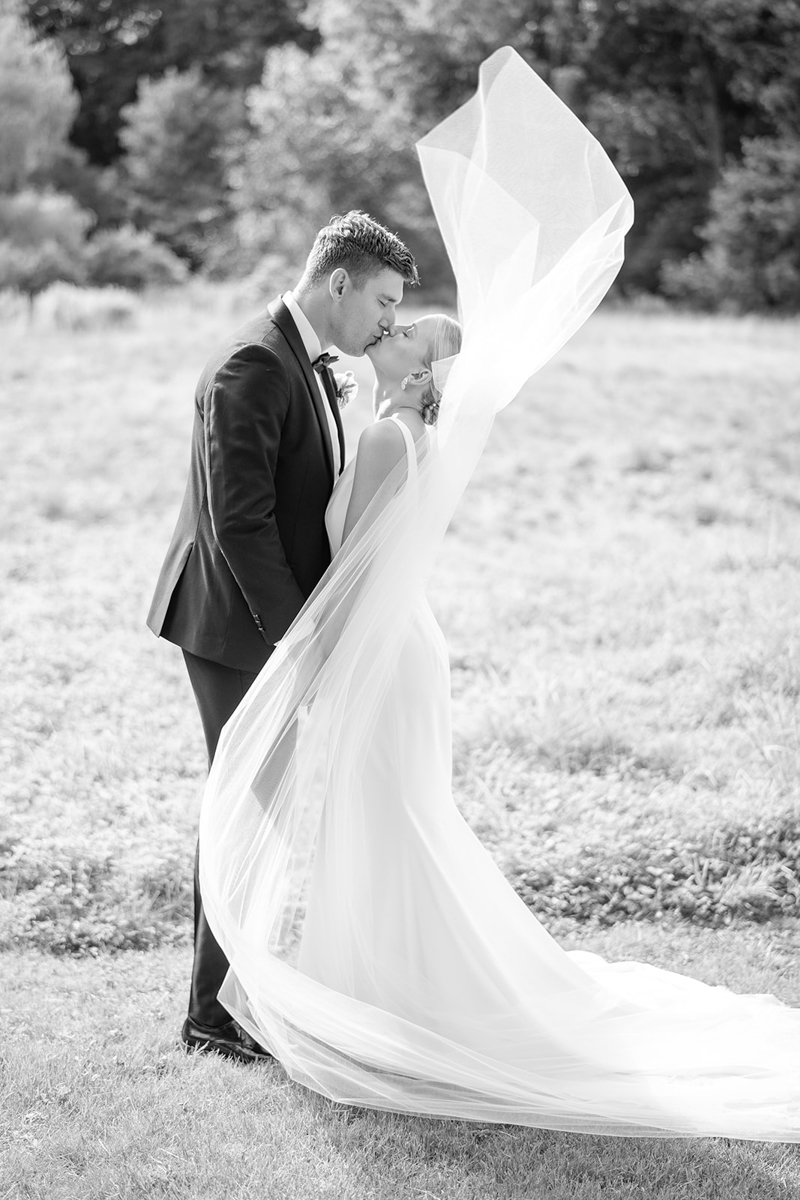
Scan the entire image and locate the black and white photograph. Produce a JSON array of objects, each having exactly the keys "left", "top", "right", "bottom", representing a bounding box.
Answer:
[{"left": 2, "top": 1, "right": 800, "bottom": 1196}]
